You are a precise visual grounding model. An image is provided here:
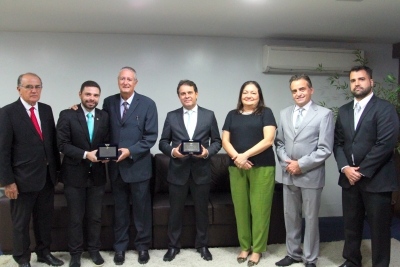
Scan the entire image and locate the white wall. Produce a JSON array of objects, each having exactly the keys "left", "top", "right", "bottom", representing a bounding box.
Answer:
[{"left": 0, "top": 32, "right": 398, "bottom": 216}]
